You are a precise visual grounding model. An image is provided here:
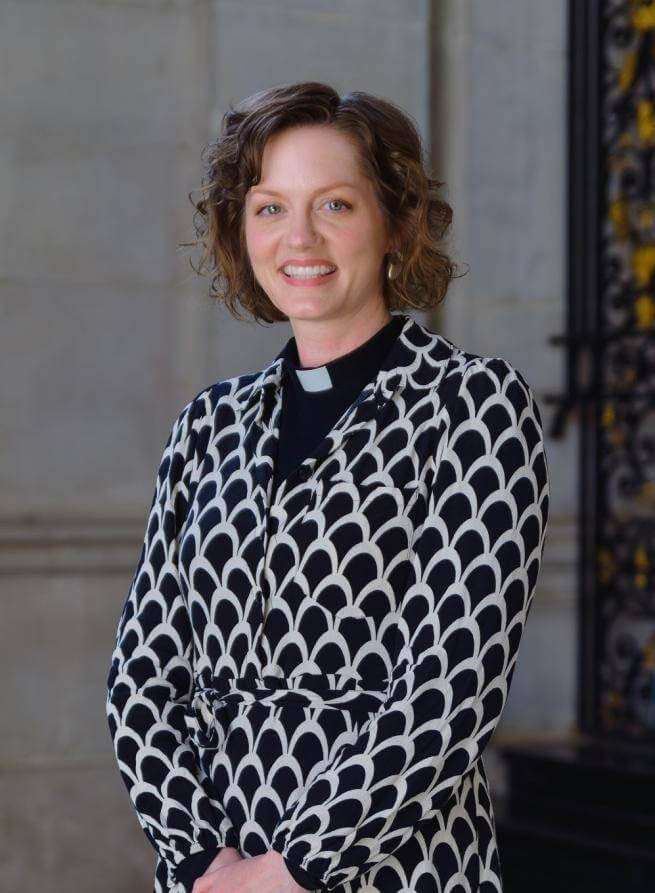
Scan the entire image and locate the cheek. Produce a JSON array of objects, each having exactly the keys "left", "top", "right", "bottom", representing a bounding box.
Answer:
[
  {"left": 244, "top": 223, "right": 272, "bottom": 266},
  {"left": 338, "top": 213, "right": 387, "bottom": 263},
  {"left": 335, "top": 224, "right": 372, "bottom": 260},
  {"left": 344, "top": 231, "right": 386, "bottom": 271}
]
